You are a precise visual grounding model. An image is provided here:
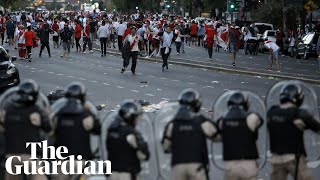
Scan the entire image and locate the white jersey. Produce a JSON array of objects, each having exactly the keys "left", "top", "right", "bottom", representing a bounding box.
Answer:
[{"left": 265, "top": 41, "right": 279, "bottom": 52}]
